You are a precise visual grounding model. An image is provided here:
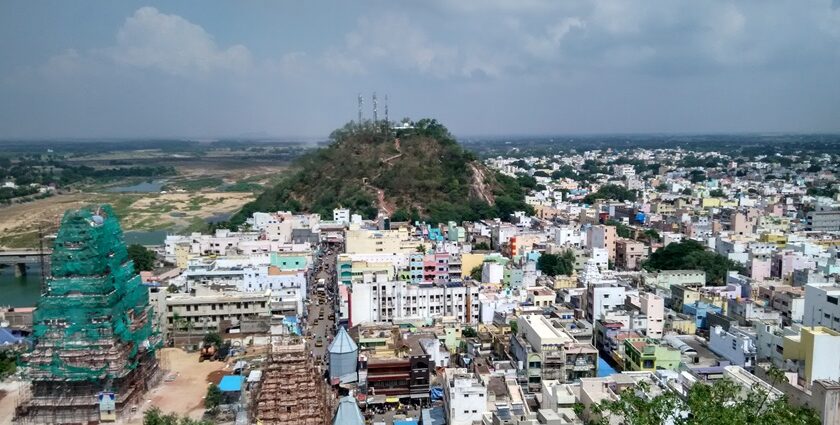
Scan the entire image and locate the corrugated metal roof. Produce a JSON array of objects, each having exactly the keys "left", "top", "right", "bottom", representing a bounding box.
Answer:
[
  {"left": 332, "top": 396, "right": 364, "bottom": 425},
  {"left": 328, "top": 326, "right": 358, "bottom": 354}
]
